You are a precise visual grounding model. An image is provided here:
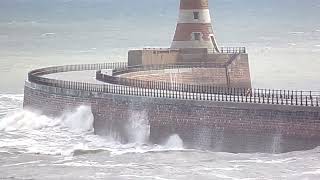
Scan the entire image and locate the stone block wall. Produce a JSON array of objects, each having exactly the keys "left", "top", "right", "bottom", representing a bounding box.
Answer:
[
  {"left": 128, "top": 49, "right": 252, "bottom": 89},
  {"left": 128, "top": 49, "right": 180, "bottom": 66},
  {"left": 24, "top": 81, "right": 320, "bottom": 153},
  {"left": 119, "top": 68, "right": 228, "bottom": 86},
  {"left": 227, "top": 54, "right": 252, "bottom": 88}
]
